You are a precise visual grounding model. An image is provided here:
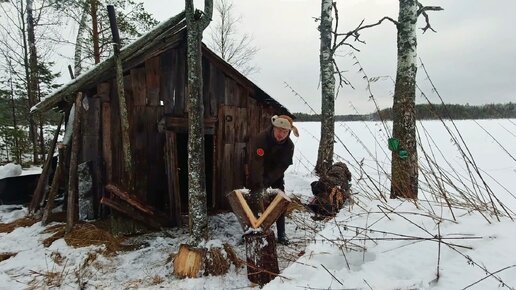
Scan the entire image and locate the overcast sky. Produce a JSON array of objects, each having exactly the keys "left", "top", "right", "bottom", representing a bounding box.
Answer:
[{"left": 140, "top": 0, "right": 516, "bottom": 114}]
